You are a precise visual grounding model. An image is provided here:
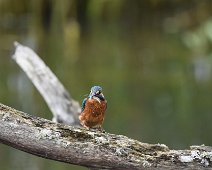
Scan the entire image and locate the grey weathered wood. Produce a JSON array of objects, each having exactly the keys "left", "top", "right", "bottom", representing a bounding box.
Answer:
[
  {"left": 0, "top": 103, "right": 212, "bottom": 170},
  {"left": 12, "top": 42, "right": 81, "bottom": 125}
]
